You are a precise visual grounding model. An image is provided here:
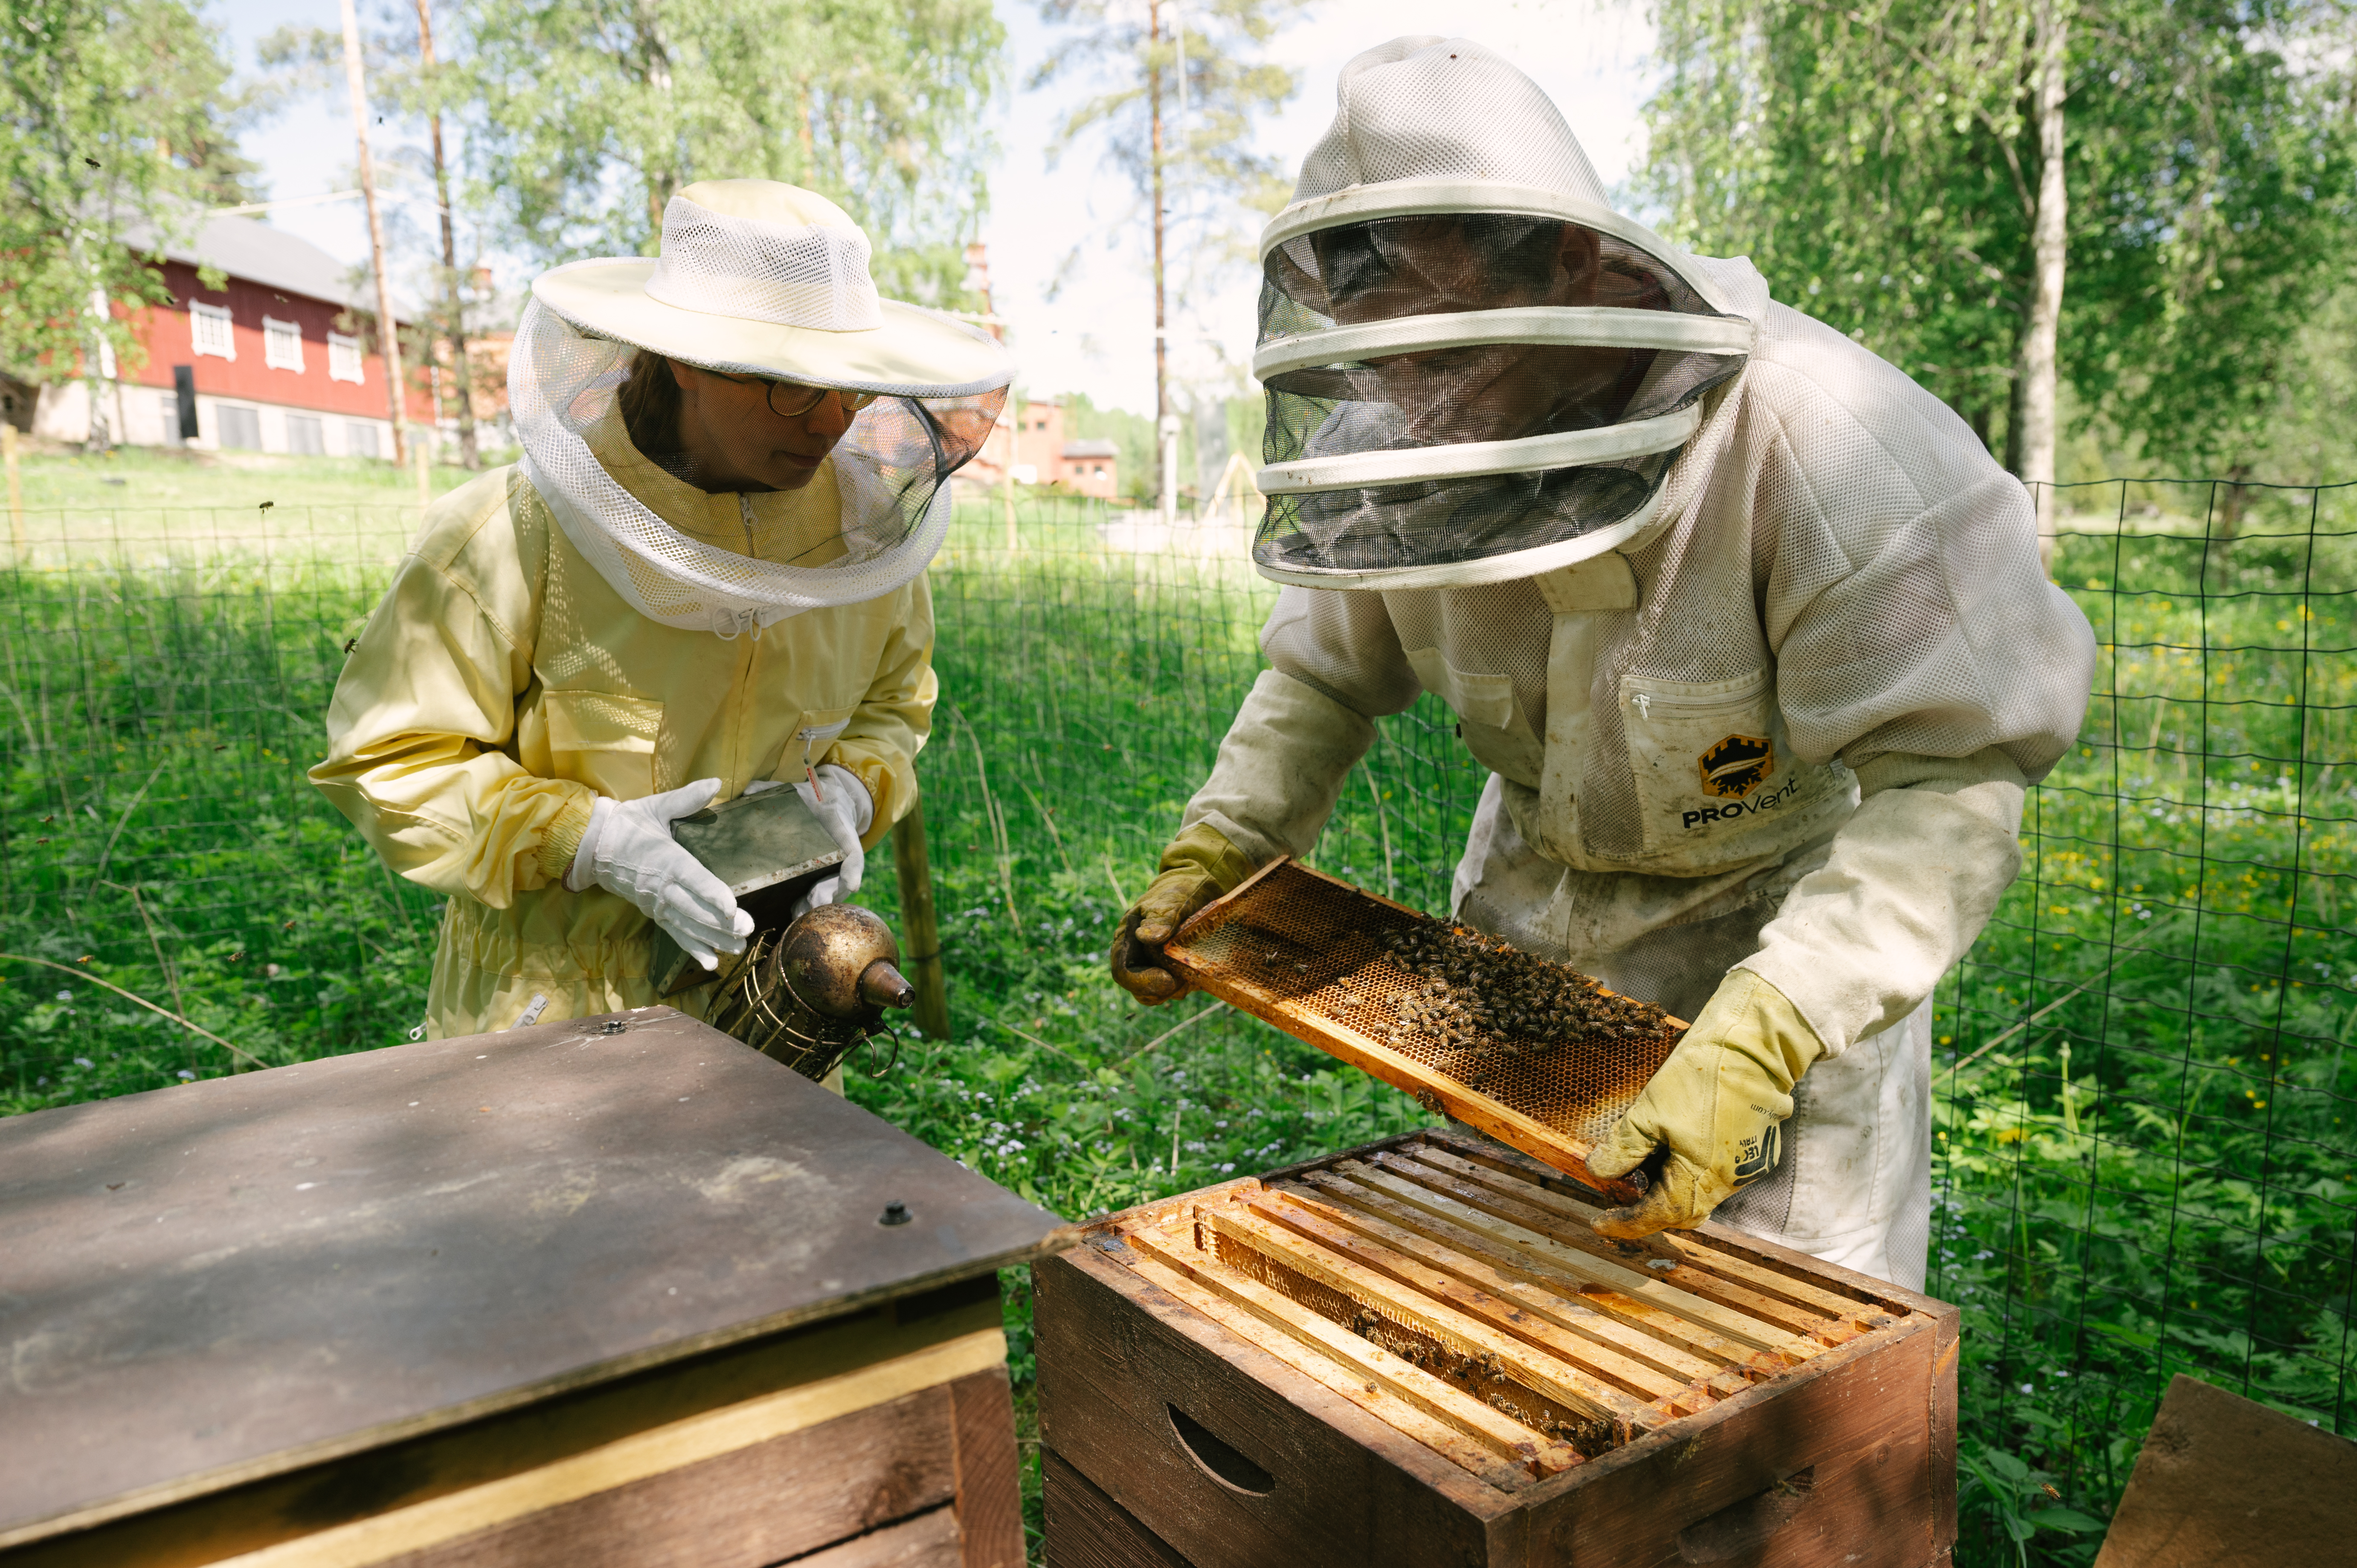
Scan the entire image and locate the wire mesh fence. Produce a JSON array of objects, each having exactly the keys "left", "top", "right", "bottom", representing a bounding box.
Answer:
[
  {"left": 1928, "top": 480, "right": 2357, "bottom": 1518},
  {"left": 1, "top": 479, "right": 2350, "bottom": 1560}
]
